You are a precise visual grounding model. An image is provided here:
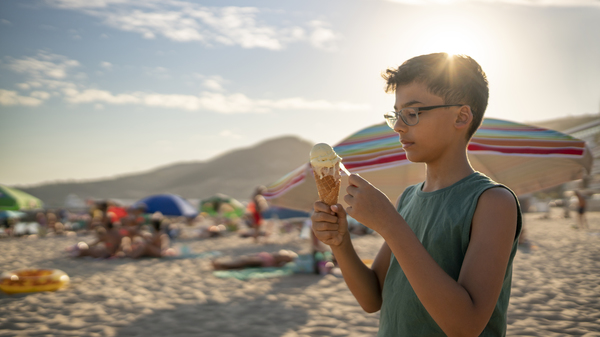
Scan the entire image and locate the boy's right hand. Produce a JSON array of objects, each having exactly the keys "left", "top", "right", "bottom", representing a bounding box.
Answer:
[{"left": 311, "top": 202, "right": 348, "bottom": 247}]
